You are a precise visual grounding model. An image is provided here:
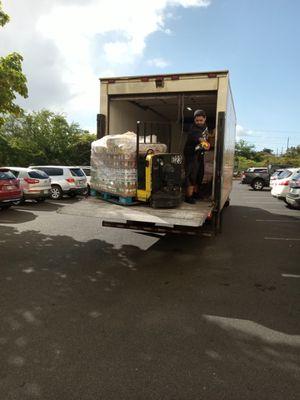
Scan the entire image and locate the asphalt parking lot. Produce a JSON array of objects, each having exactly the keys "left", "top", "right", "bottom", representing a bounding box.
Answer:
[{"left": 0, "top": 181, "right": 299, "bottom": 400}]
